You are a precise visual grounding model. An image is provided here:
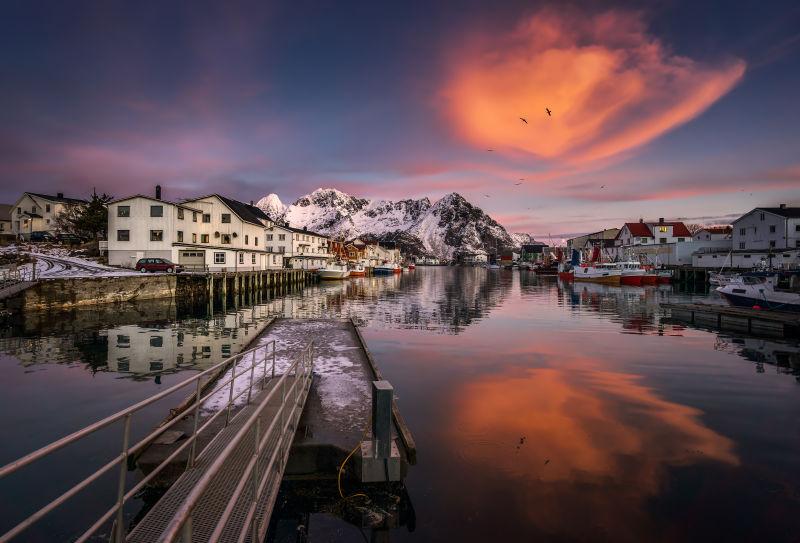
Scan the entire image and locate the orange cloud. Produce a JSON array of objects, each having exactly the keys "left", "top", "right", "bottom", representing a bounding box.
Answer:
[{"left": 443, "top": 10, "right": 745, "bottom": 164}]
